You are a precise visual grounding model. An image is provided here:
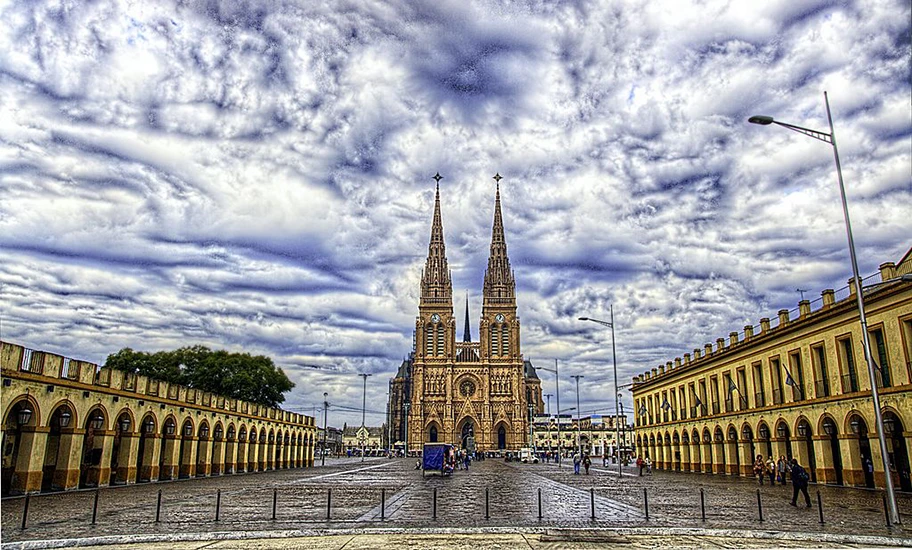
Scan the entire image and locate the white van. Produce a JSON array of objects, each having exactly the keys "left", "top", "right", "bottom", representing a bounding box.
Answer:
[{"left": 519, "top": 448, "right": 539, "bottom": 463}]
